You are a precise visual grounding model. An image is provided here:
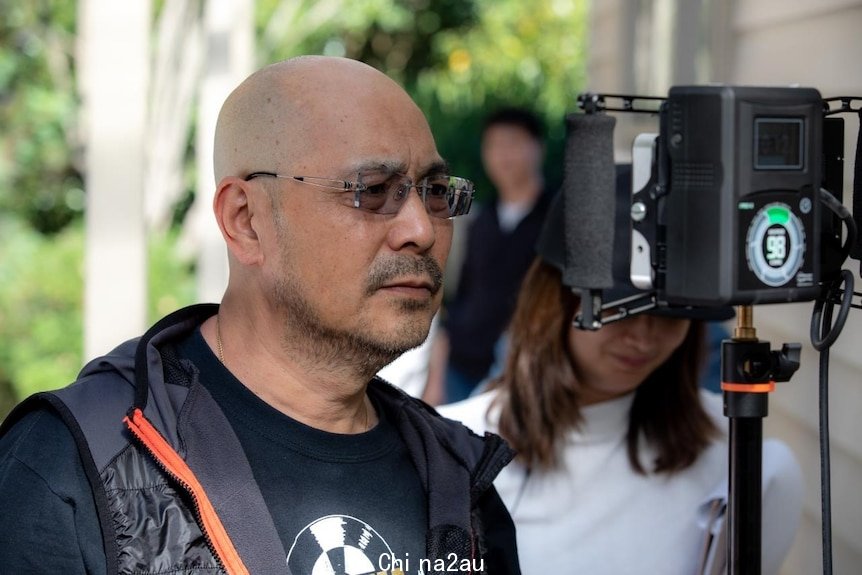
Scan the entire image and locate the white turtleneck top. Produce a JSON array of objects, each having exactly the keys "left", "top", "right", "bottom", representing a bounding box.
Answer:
[{"left": 439, "top": 390, "right": 802, "bottom": 575}]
